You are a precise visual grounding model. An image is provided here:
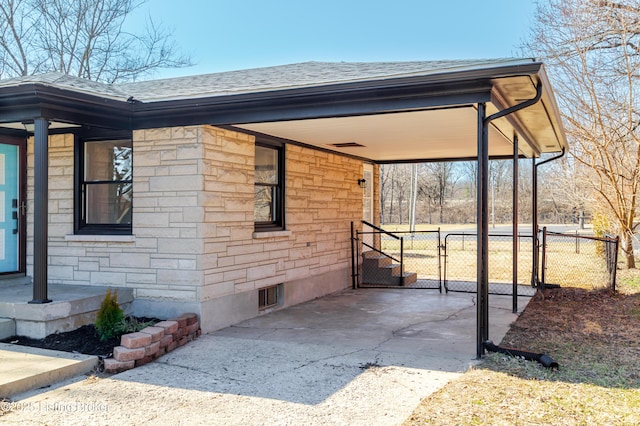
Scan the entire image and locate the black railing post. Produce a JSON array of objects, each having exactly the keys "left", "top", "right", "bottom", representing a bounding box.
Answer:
[
  {"left": 532, "top": 157, "right": 538, "bottom": 288},
  {"left": 400, "top": 236, "right": 404, "bottom": 286},
  {"left": 351, "top": 221, "right": 357, "bottom": 289},
  {"left": 609, "top": 235, "right": 620, "bottom": 291},
  {"left": 541, "top": 227, "right": 547, "bottom": 291},
  {"left": 437, "top": 228, "right": 442, "bottom": 293}
]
